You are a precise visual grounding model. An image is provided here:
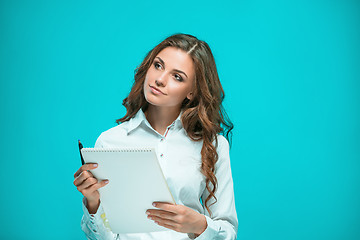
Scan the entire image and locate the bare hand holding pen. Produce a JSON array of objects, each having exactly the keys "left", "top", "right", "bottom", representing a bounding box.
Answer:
[{"left": 73, "top": 163, "right": 109, "bottom": 214}]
